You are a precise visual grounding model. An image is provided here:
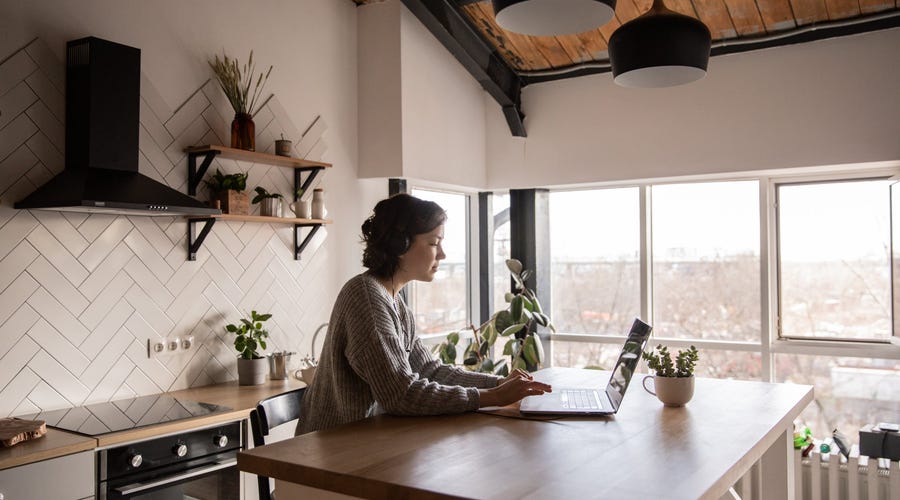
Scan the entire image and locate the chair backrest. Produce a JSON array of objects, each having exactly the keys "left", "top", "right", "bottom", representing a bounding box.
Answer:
[{"left": 249, "top": 387, "right": 306, "bottom": 500}]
